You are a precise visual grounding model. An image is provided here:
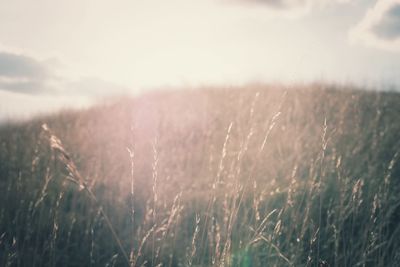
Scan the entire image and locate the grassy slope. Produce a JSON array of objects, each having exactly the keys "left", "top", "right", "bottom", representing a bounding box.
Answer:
[{"left": 0, "top": 84, "right": 400, "bottom": 266}]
